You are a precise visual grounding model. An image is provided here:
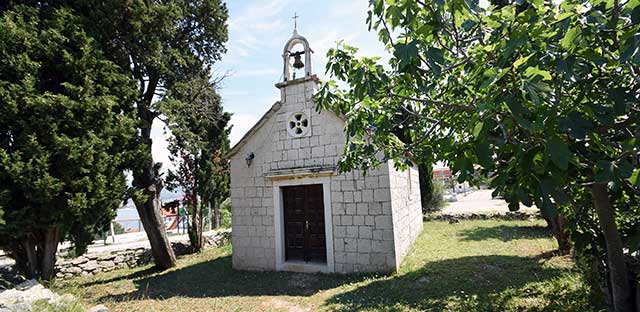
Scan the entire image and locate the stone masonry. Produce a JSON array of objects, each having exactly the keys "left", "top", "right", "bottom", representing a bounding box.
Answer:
[
  {"left": 228, "top": 30, "right": 423, "bottom": 274},
  {"left": 230, "top": 76, "right": 422, "bottom": 273}
]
